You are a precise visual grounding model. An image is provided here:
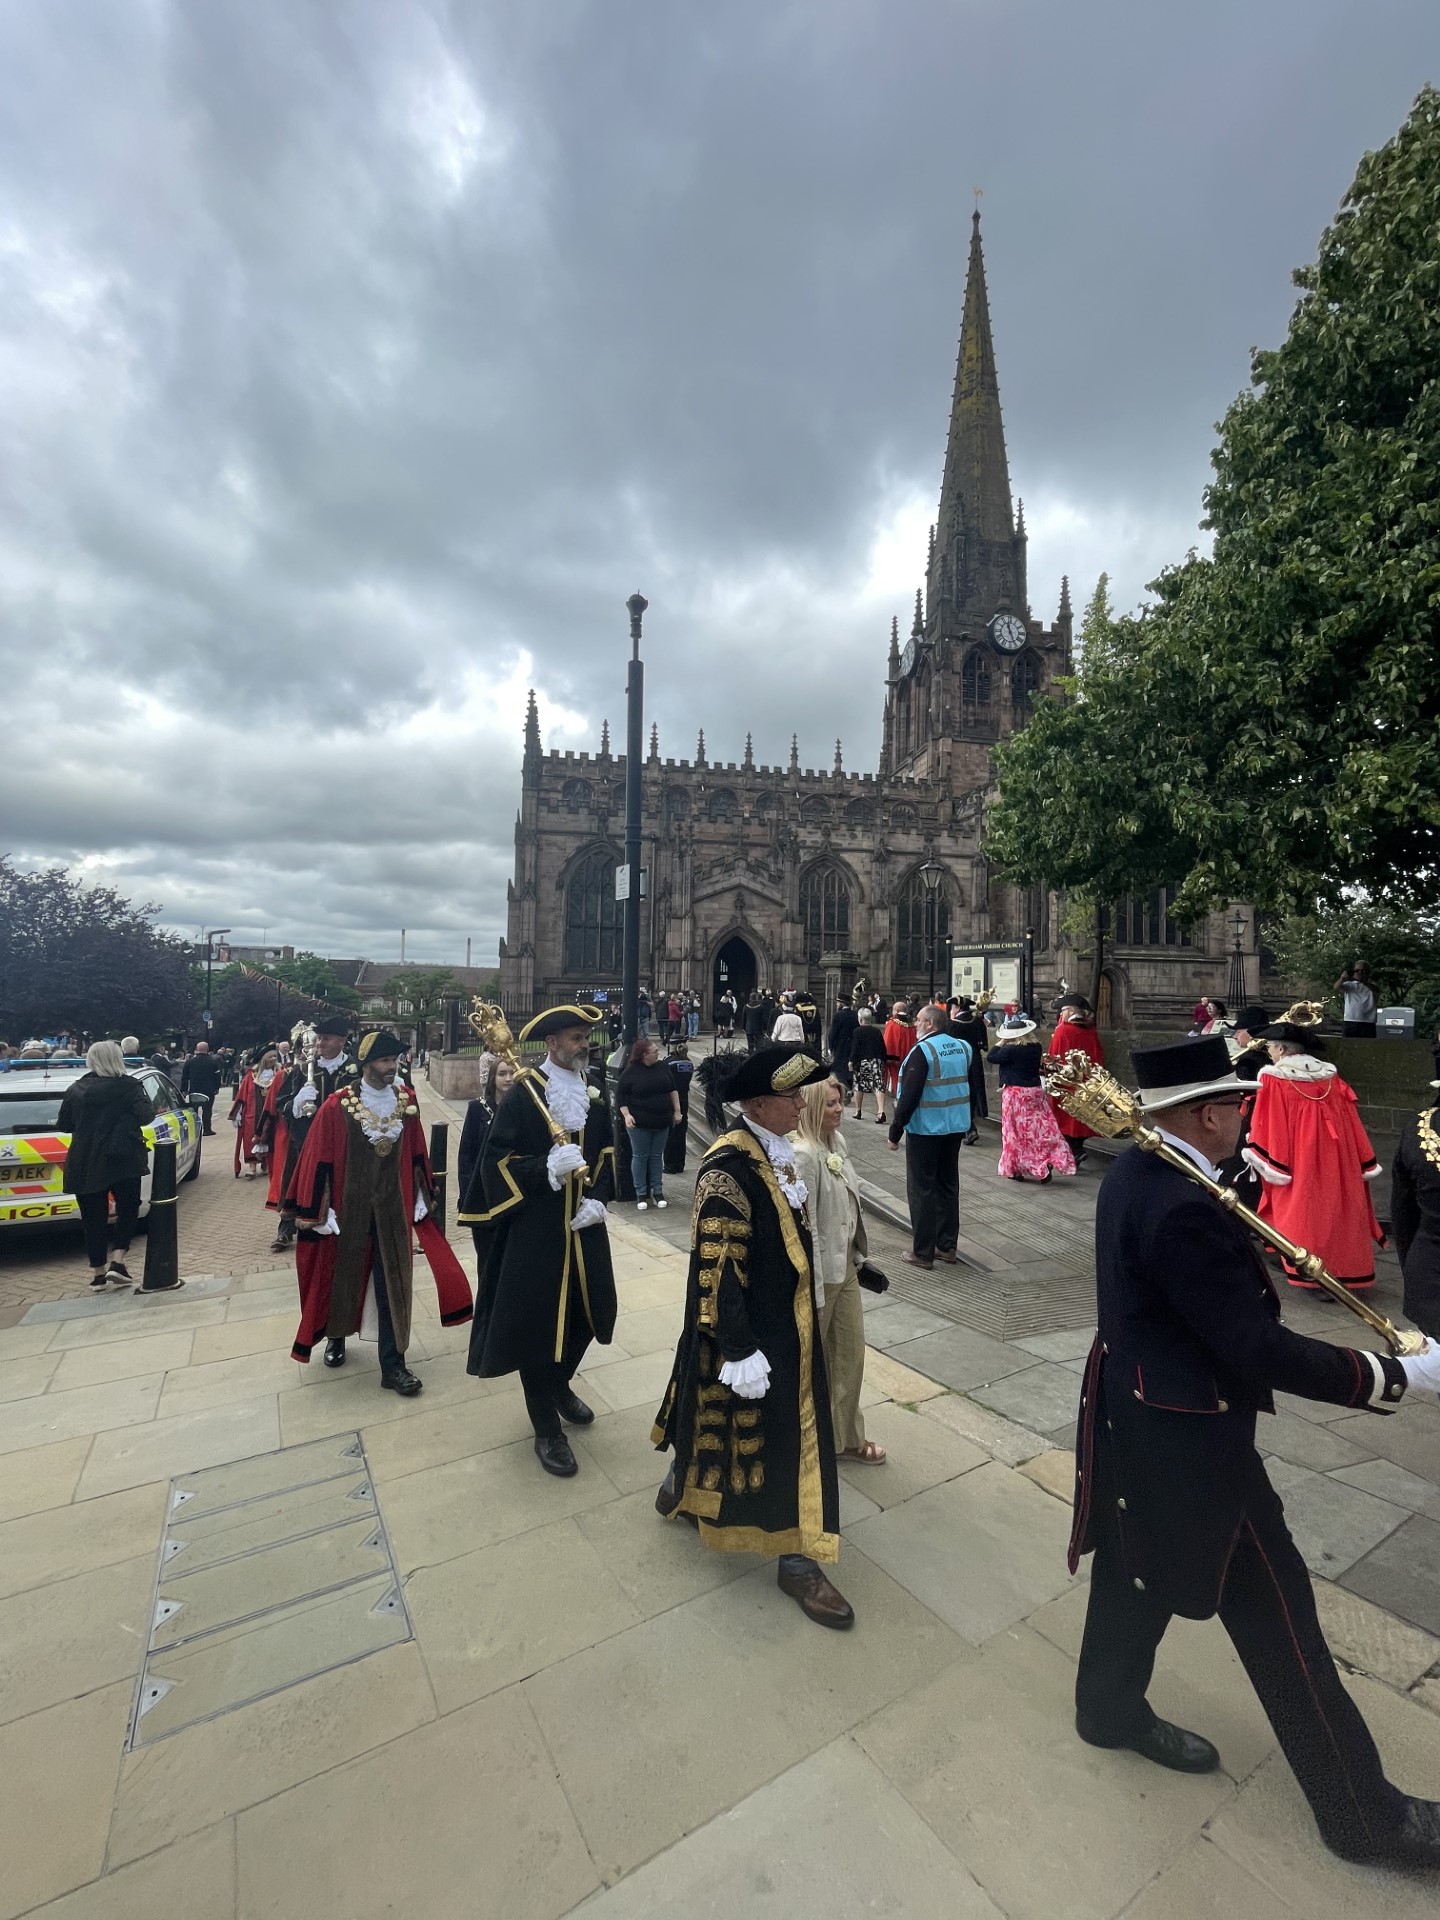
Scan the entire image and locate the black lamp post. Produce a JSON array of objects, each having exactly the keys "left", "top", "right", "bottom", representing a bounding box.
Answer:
[
  {"left": 621, "top": 593, "right": 648, "bottom": 1049},
  {"left": 920, "top": 858, "right": 944, "bottom": 1001},
  {"left": 203, "top": 928, "right": 230, "bottom": 1033},
  {"left": 1227, "top": 909, "right": 1248, "bottom": 1009}
]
